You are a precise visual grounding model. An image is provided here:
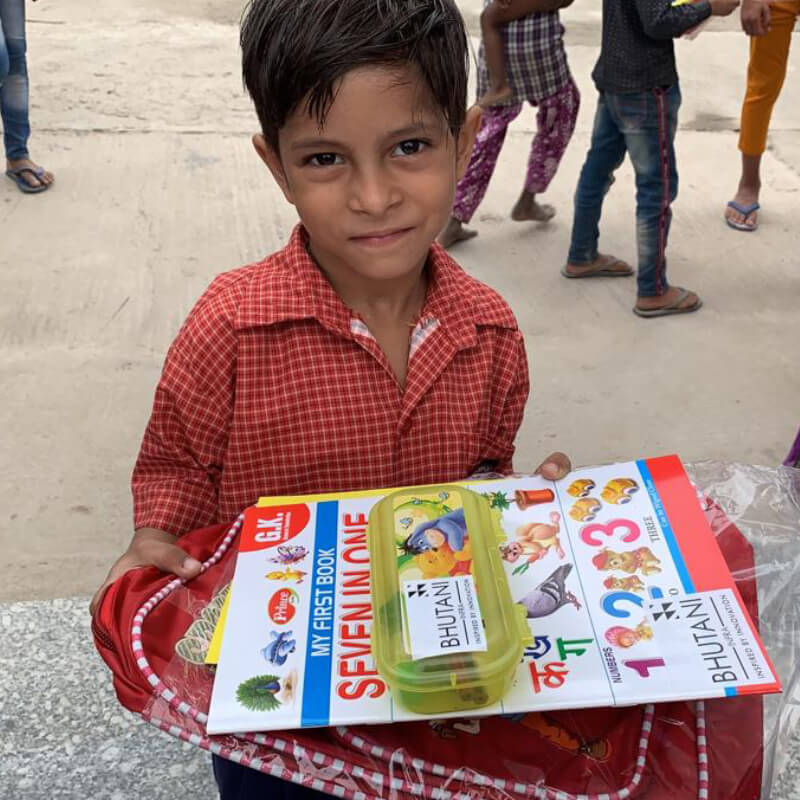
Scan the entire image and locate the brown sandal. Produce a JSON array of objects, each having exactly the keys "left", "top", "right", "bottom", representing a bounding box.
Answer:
[
  {"left": 561, "top": 255, "right": 633, "bottom": 279},
  {"left": 633, "top": 288, "right": 703, "bottom": 318}
]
